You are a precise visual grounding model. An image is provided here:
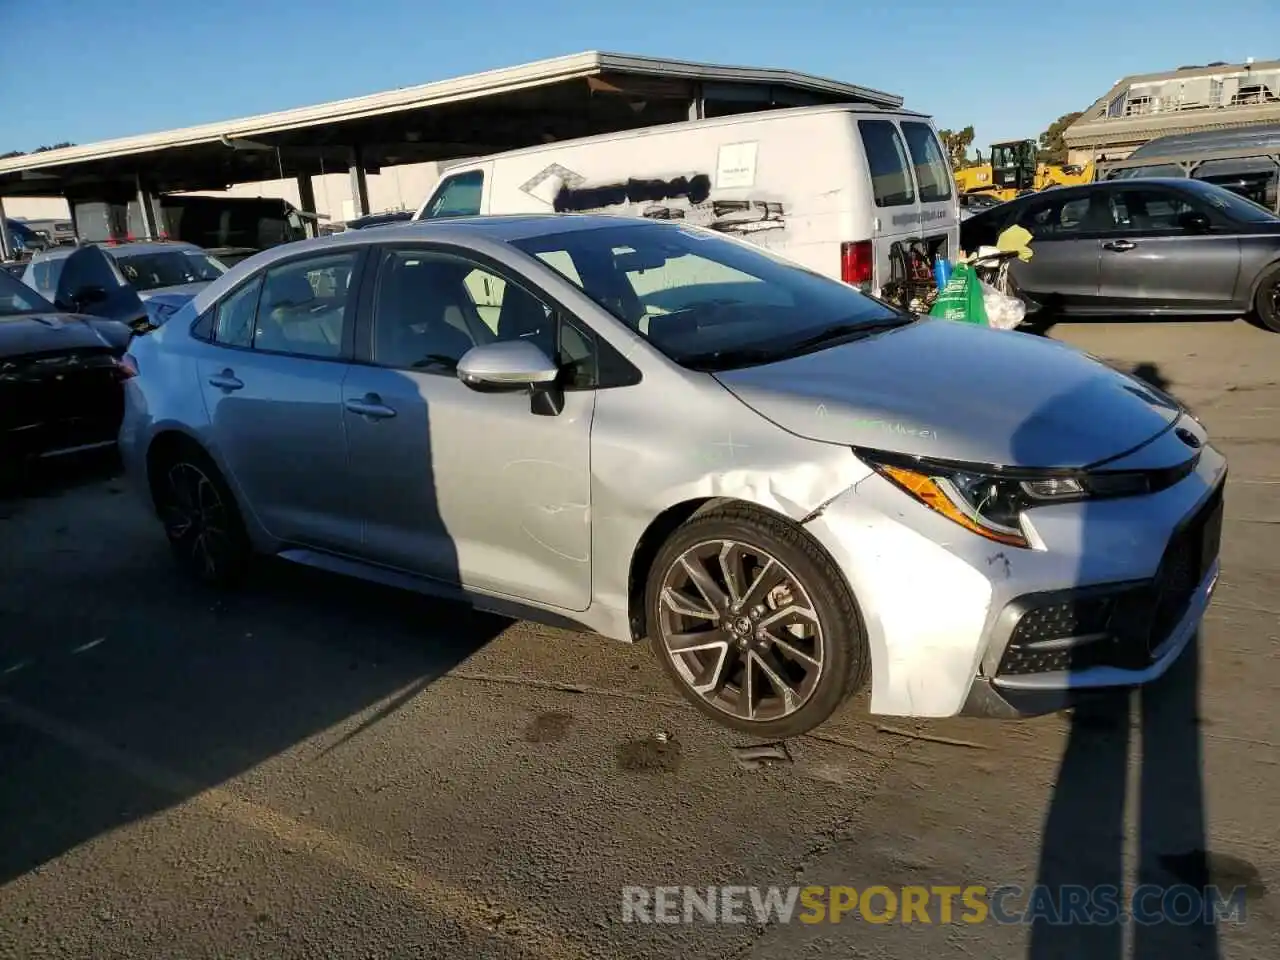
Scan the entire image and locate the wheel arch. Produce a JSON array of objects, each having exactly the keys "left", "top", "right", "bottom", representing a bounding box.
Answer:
[
  {"left": 144, "top": 429, "right": 216, "bottom": 509},
  {"left": 627, "top": 497, "right": 723, "bottom": 641},
  {"left": 626, "top": 496, "right": 863, "bottom": 644},
  {"left": 1247, "top": 256, "right": 1280, "bottom": 306}
]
